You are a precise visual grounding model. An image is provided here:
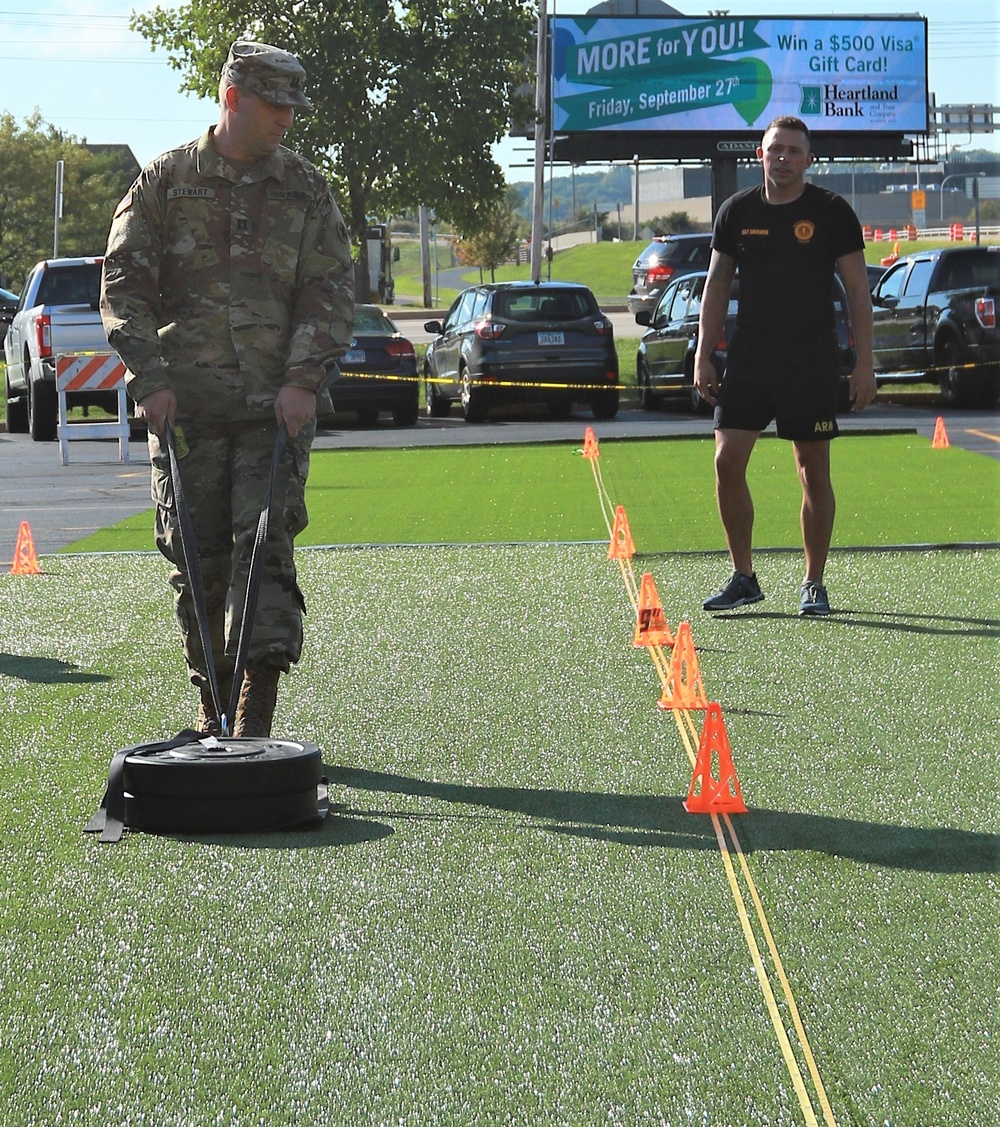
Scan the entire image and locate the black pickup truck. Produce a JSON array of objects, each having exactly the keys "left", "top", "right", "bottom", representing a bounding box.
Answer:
[{"left": 871, "top": 246, "right": 1000, "bottom": 408}]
